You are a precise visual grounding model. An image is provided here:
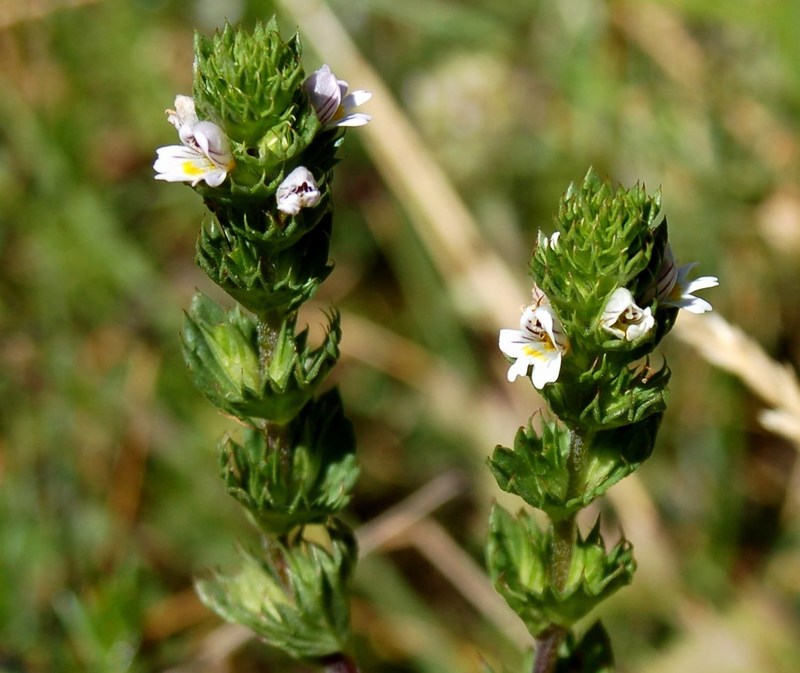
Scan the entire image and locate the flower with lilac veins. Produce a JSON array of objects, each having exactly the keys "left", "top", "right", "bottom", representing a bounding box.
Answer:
[
  {"left": 304, "top": 64, "right": 372, "bottom": 129},
  {"left": 649, "top": 245, "right": 719, "bottom": 314},
  {"left": 276, "top": 167, "right": 321, "bottom": 216},
  {"left": 499, "top": 303, "right": 568, "bottom": 390},
  {"left": 601, "top": 287, "right": 655, "bottom": 341},
  {"left": 154, "top": 95, "right": 235, "bottom": 188}
]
